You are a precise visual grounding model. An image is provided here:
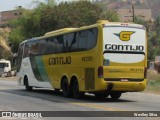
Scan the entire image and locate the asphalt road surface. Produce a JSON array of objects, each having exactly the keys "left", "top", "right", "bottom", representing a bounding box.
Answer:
[{"left": 0, "top": 77, "right": 160, "bottom": 120}]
